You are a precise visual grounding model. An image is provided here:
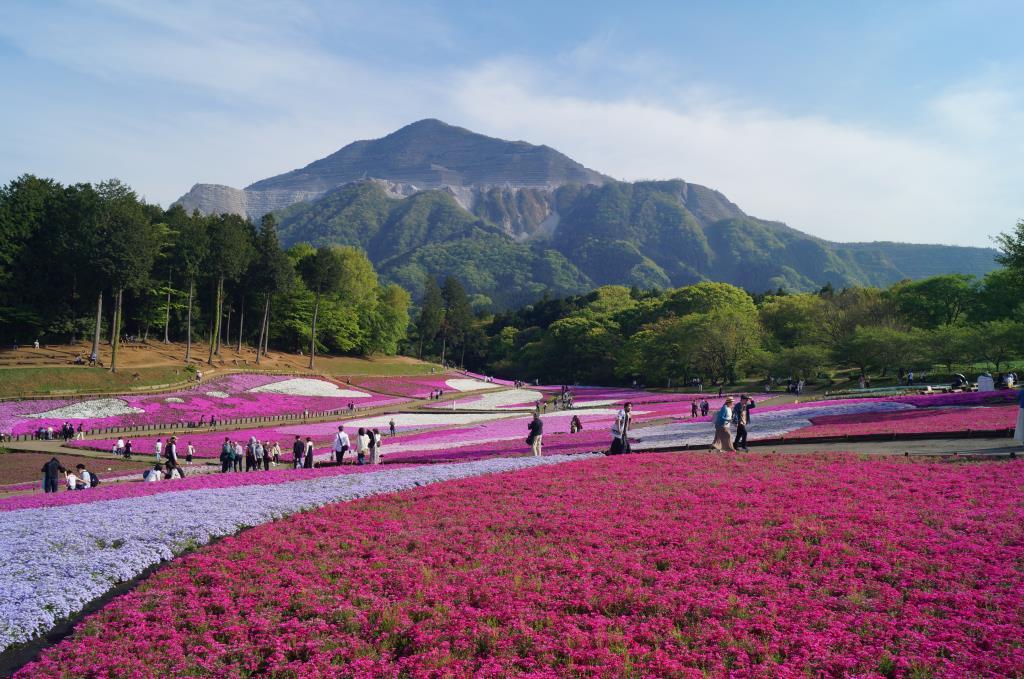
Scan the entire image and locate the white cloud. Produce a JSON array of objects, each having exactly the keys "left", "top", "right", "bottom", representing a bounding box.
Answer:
[{"left": 1, "top": 4, "right": 1022, "bottom": 247}]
